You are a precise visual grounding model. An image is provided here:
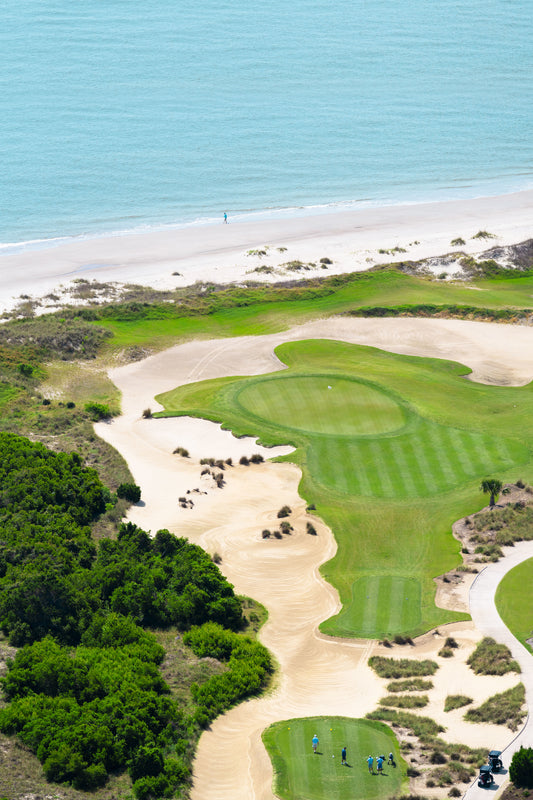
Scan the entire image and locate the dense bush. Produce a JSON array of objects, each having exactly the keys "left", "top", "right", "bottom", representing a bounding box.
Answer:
[
  {"left": 0, "top": 433, "right": 267, "bottom": 798},
  {"left": 510, "top": 746, "right": 533, "bottom": 788},
  {"left": 0, "top": 625, "right": 182, "bottom": 792},
  {"left": 117, "top": 482, "right": 142, "bottom": 502},
  {"left": 183, "top": 622, "right": 273, "bottom": 725}
]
